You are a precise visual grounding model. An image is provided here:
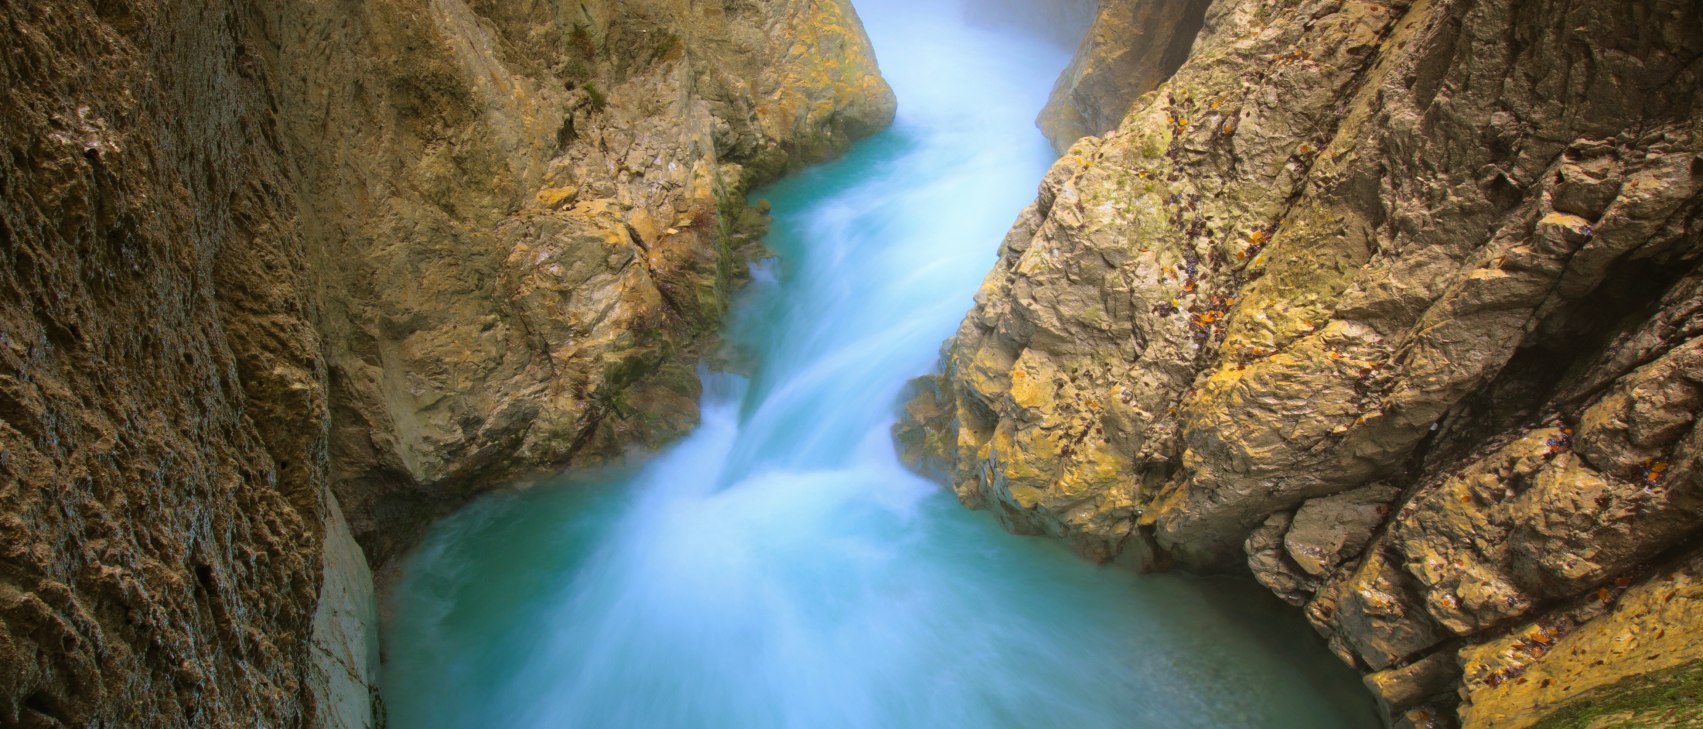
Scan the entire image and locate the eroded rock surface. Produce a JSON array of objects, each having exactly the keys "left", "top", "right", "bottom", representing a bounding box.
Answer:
[
  {"left": 1037, "top": 0, "right": 1212, "bottom": 150},
  {"left": 1458, "top": 550, "right": 1703, "bottom": 729},
  {"left": 1, "top": 0, "right": 889, "bottom": 725},
  {"left": 276, "top": 0, "right": 894, "bottom": 564},
  {"left": 902, "top": 0, "right": 1703, "bottom": 724}
]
